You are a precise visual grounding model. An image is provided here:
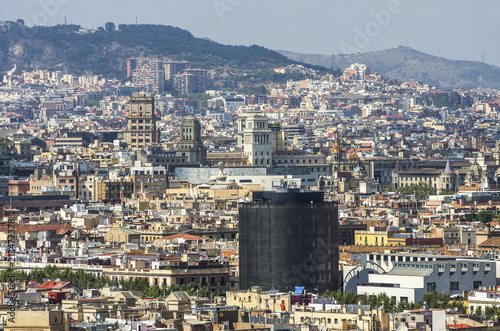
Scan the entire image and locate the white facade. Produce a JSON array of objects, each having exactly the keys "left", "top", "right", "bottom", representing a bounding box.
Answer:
[
  {"left": 357, "top": 260, "right": 495, "bottom": 304},
  {"left": 239, "top": 113, "right": 273, "bottom": 166},
  {"left": 468, "top": 290, "right": 500, "bottom": 315},
  {"left": 224, "top": 97, "right": 245, "bottom": 112}
]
